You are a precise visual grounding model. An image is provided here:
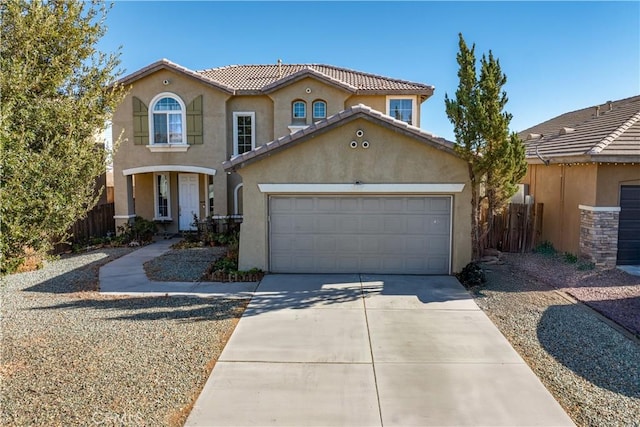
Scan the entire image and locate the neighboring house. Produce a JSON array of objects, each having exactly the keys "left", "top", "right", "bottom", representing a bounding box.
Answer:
[
  {"left": 519, "top": 95, "right": 640, "bottom": 267},
  {"left": 112, "top": 59, "right": 472, "bottom": 274}
]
